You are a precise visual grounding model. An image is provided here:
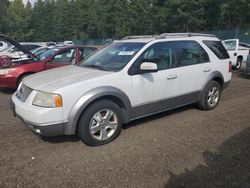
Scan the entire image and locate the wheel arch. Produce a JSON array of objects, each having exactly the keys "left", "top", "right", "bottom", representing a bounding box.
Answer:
[
  {"left": 202, "top": 71, "right": 225, "bottom": 92},
  {"left": 66, "top": 86, "right": 132, "bottom": 135},
  {"left": 237, "top": 55, "right": 243, "bottom": 61},
  {"left": 16, "top": 72, "right": 34, "bottom": 87}
]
